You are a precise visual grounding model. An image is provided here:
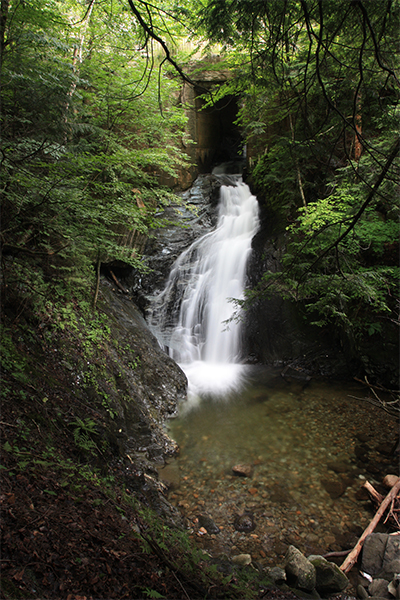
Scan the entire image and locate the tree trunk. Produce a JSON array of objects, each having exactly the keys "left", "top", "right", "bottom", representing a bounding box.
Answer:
[{"left": 354, "top": 91, "right": 362, "bottom": 162}]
